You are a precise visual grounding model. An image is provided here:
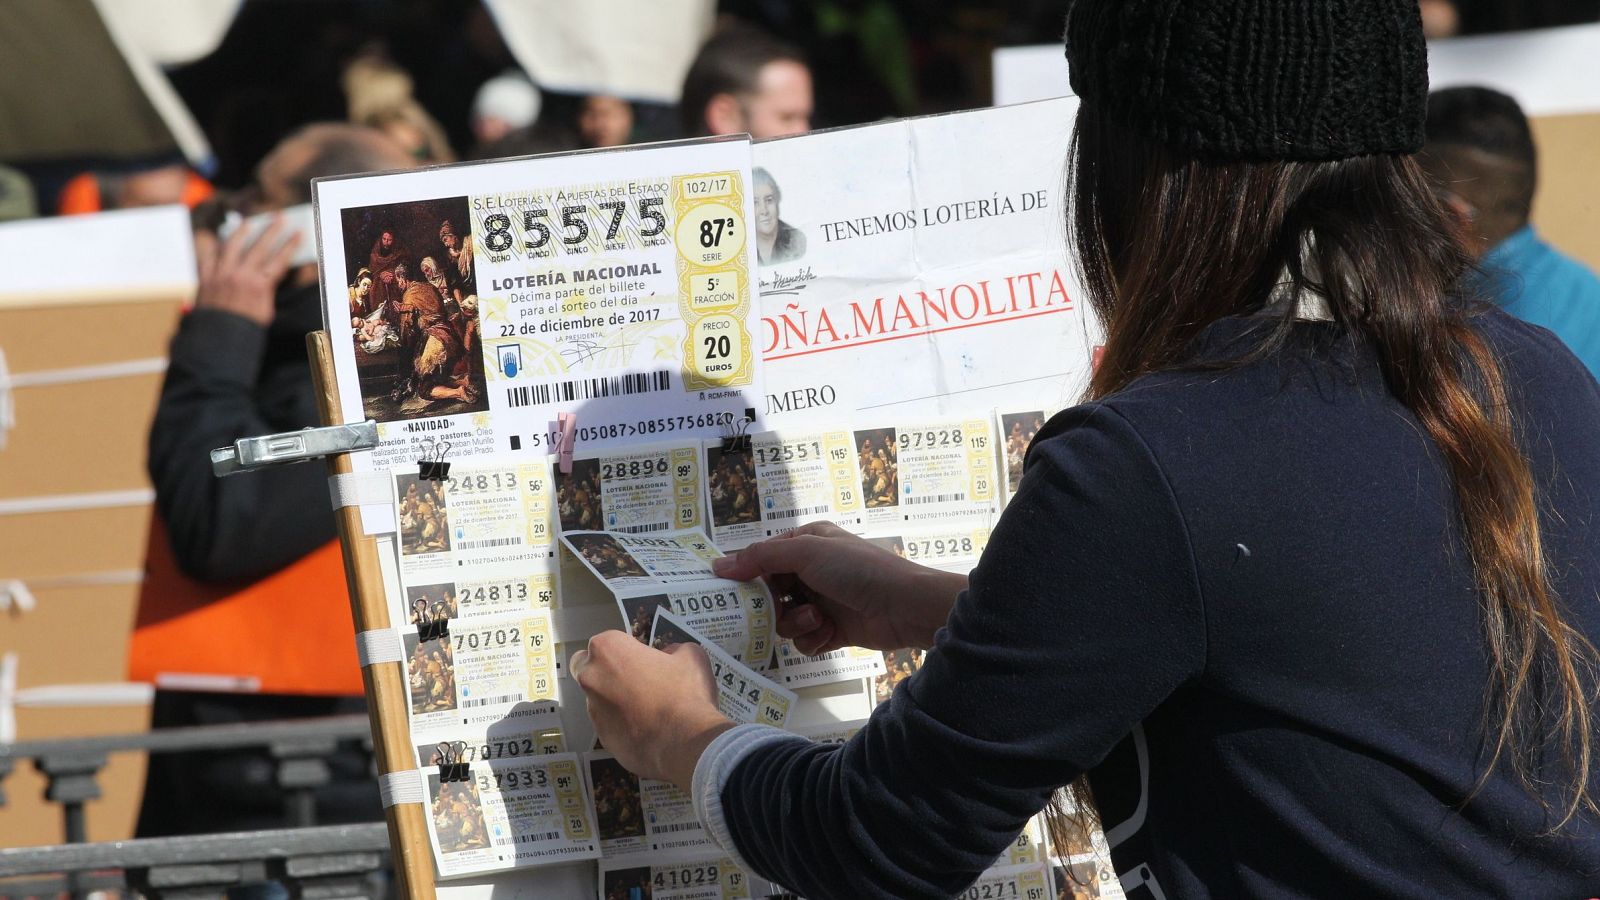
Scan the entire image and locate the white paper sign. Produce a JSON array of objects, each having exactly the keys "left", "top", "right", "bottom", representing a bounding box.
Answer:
[{"left": 752, "top": 99, "right": 1095, "bottom": 427}]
